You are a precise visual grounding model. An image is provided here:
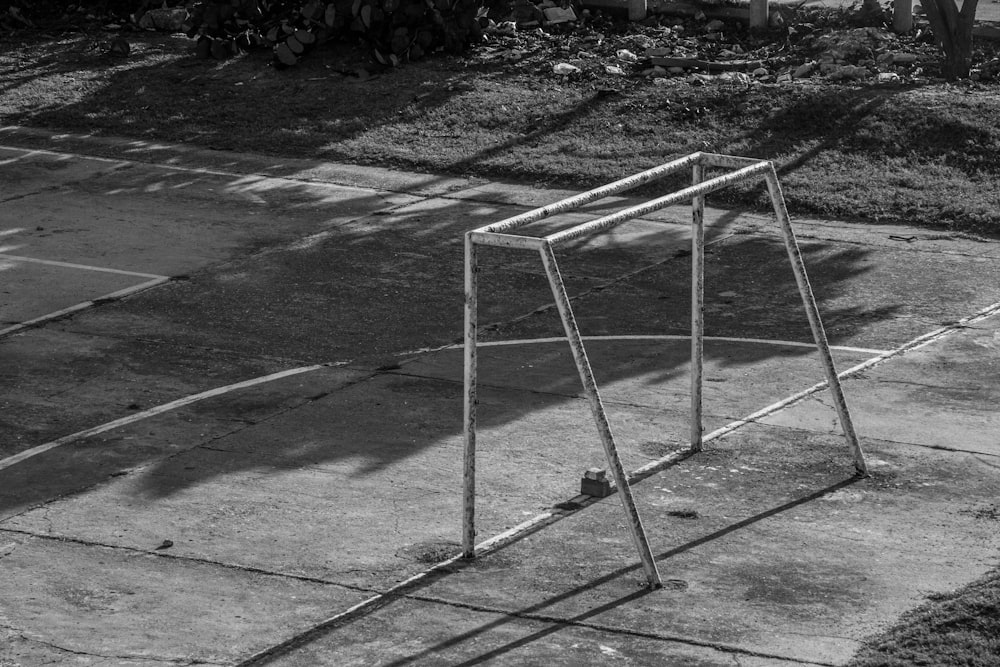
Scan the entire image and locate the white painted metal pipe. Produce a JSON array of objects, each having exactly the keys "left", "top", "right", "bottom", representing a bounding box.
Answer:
[
  {"left": 764, "top": 169, "right": 870, "bottom": 476},
  {"left": 545, "top": 162, "right": 772, "bottom": 246},
  {"left": 698, "top": 153, "right": 767, "bottom": 169},
  {"left": 691, "top": 164, "right": 705, "bottom": 452},
  {"left": 468, "top": 231, "right": 546, "bottom": 250},
  {"left": 538, "top": 241, "right": 662, "bottom": 589},
  {"left": 475, "top": 154, "right": 702, "bottom": 236},
  {"left": 463, "top": 233, "right": 479, "bottom": 558}
]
